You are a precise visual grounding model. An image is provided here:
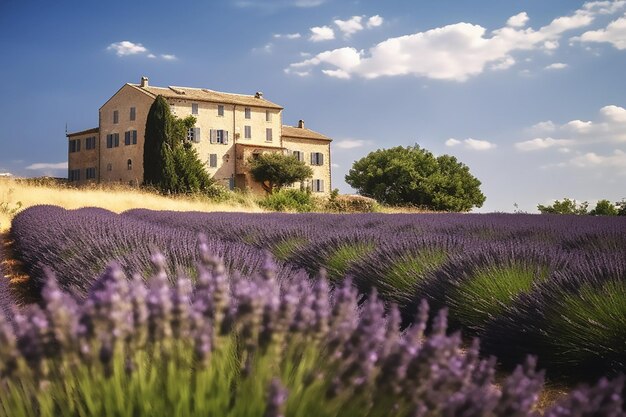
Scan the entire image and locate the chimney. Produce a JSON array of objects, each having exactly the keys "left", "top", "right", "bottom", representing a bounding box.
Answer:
[
  {"left": 255, "top": 91, "right": 263, "bottom": 99},
  {"left": 298, "top": 119, "right": 305, "bottom": 129},
  {"left": 140, "top": 76, "right": 149, "bottom": 88}
]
